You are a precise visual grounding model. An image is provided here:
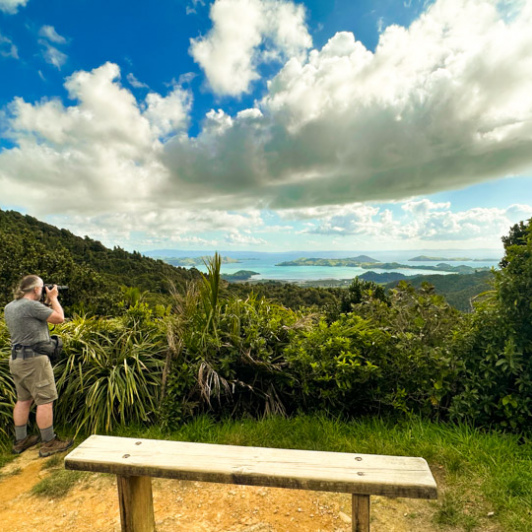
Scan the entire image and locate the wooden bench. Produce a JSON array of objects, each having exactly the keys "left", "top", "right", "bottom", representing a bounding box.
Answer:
[{"left": 64, "top": 435, "right": 437, "bottom": 532}]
